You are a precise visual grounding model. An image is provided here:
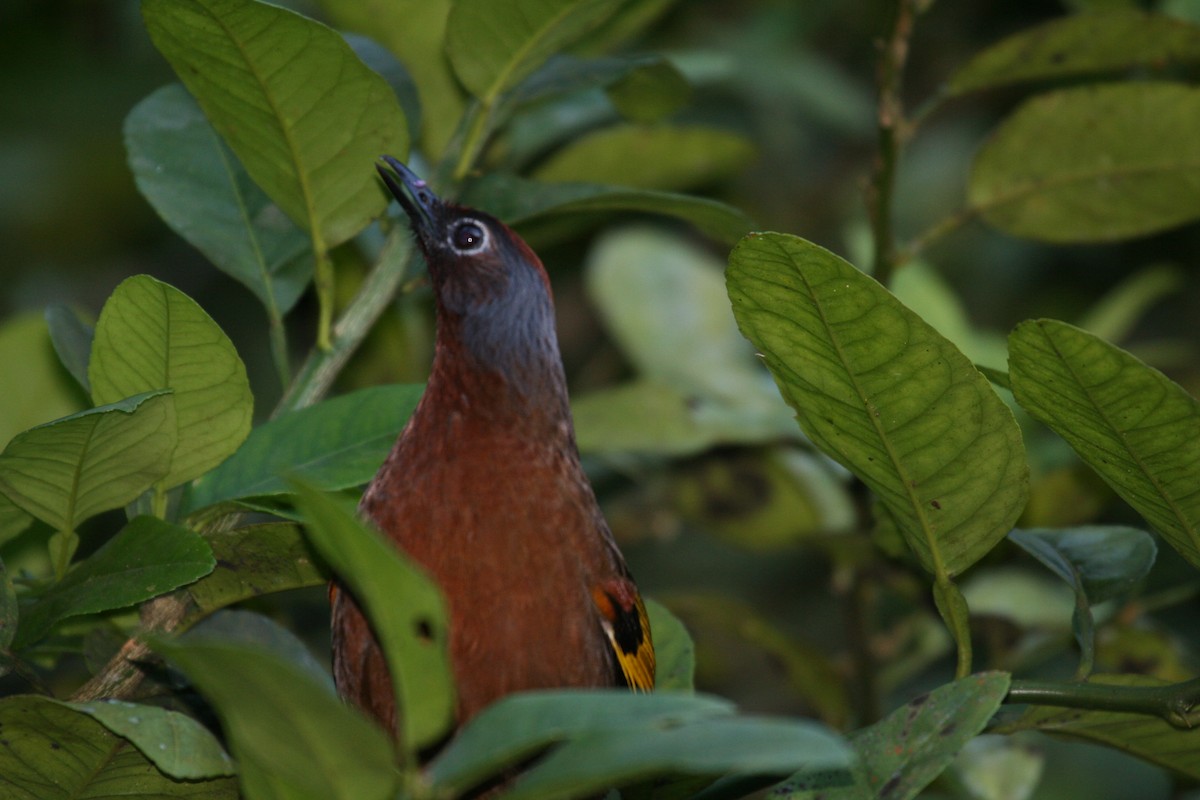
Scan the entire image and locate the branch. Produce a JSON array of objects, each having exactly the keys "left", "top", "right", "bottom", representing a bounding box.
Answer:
[
  {"left": 1007, "top": 678, "right": 1200, "bottom": 729},
  {"left": 867, "top": 0, "right": 920, "bottom": 286}
]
